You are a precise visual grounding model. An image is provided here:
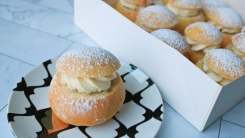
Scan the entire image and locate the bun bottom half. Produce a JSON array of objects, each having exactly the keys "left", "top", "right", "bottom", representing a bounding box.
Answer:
[
  {"left": 186, "top": 50, "right": 205, "bottom": 64},
  {"left": 115, "top": 1, "right": 138, "bottom": 22},
  {"left": 220, "top": 33, "right": 232, "bottom": 48},
  {"left": 162, "top": 0, "right": 170, "bottom": 5},
  {"left": 49, "top": 72, "right": 126, "bottom": 126}
]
